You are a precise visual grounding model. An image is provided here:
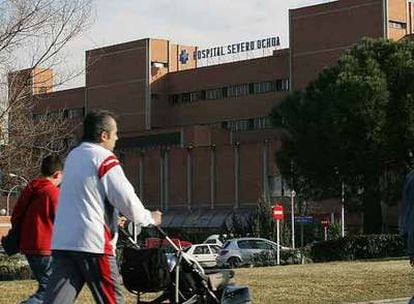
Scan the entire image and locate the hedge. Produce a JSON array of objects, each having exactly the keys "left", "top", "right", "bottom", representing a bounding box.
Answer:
[
  {"left": 308, "top": 234, "right": 406, "bottom": 262},
  {"left": 0, "top": 254, "right": 32, "bottom": 280}
]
